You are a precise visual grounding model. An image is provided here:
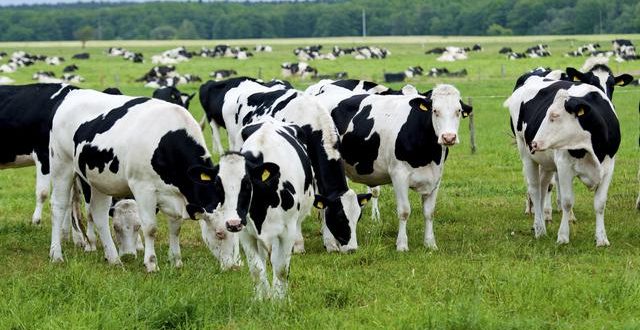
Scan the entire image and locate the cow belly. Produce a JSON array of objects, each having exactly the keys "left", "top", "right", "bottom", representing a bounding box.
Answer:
[
  {"left": 0, "top": 154, "right": 34, "bottom": 169},
  {"left": 343, "top": 163, "right": 391, "bottom": 186},
  {"left": 82, "top": 170, "right": 131, "bottom": 197}
]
